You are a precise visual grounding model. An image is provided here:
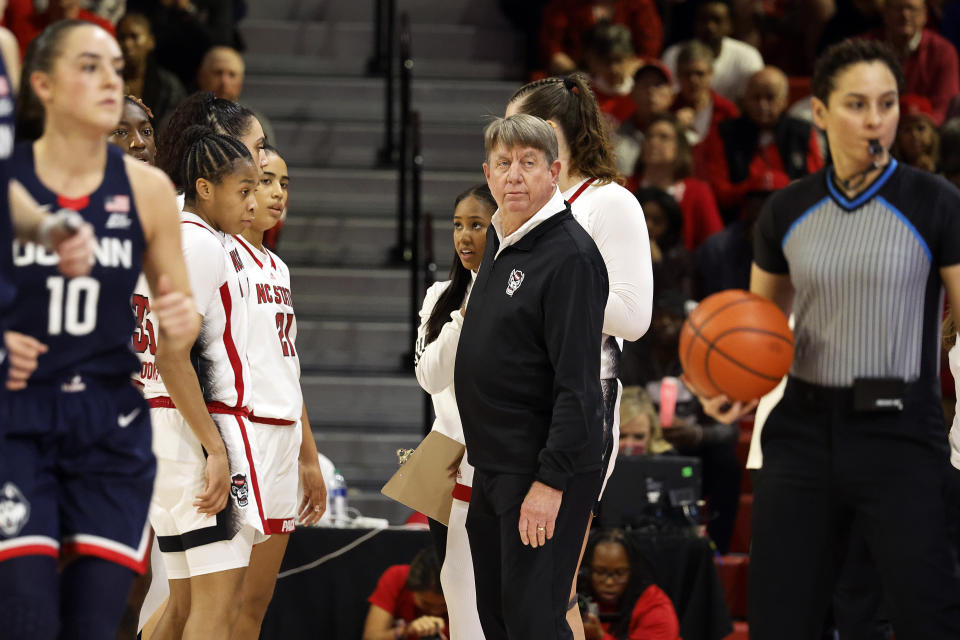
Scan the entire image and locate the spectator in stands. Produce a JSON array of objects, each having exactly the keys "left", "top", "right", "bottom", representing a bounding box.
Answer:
[
  {"left": 582, "top": 21, "right": 640, "bottom": 128},
  {"left": 893, "top": 93, "right": 940, "bottom": 171},
  {"left": 5, "top": 0, "right": 115, "bottom": 58},
  {"left": 700, "top": 66, "right": 824, "bottom": 218},
  {"left": 863, "top": 0, "right": 959, "bottom": 124},
  {"left": 940, "top": 117, "right": 960, "bottom": 187},
  {"left": 579, "top": 529, "right": 680, "bottom": 640},
  {"left": 694, "top": 189, "right": 769, "bottom": 298},
  {"left": 108, "top": 95, "right": 157, "bottom": 165},
  {"left": 196, "top": 45, "right": 276, "bottom": 143},
  {"left": 84, "top": 0, "right": 125, "bottom": 23},
  {"left": 620, "top": 288, "right": 742, "bottom": 554},
  {"left": 662, "top": 0, "right": 764, "bottom": 102},
  {"left": 633, "top": 187, "right": 696, "bottom": 300},
  {"left": 629, "top": 114, "right": 724, "bottom": 252},
  {"left": 619, "top": 386, "right": 675, "bottom": 456},
  {"left": 670, "top": 41, "right": 740, "bottom": 148},
  {"left": 363, "top": 547, "right": 448, "bottom": 640},
  {"left": 129, "top": 0, "right": 236, "bottom": 90},
  {"left": 614, "top": 60, "right": 675, "bottom": 175},
  {"left": 818, "top": 0, "right": 883, "bottom": 55},
  {"left": 539, "top": 0, "right": 663, "bottom": 75},
  {"left": 117, "top": 13, "right": 185, "bottom": 127}
]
